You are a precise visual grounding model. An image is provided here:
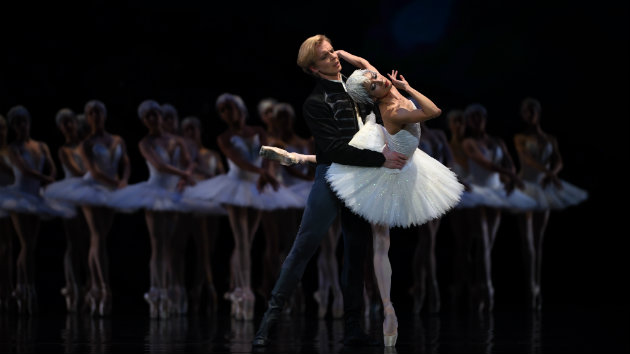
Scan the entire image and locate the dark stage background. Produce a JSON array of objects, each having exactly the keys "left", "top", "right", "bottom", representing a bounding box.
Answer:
[{"left": 1, "top": 0, "right": 628, "bottom": 318}]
